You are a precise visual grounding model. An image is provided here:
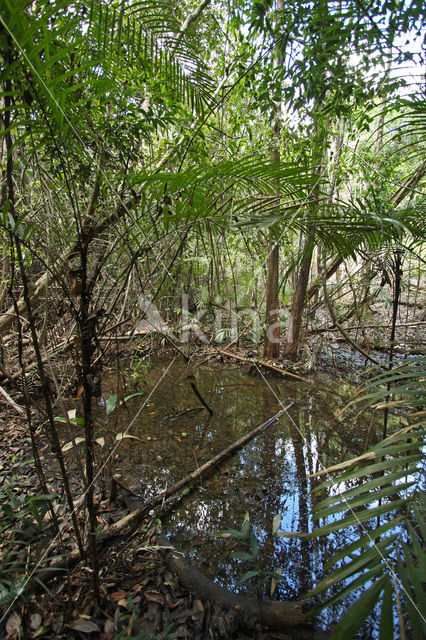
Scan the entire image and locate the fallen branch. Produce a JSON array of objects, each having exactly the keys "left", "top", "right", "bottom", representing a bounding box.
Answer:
[
  {"left": 190, "top": 380, "right": 214, "bottom": 415},
  {"left": 39, "top": 409, "right": 293, "bottom": 582},
  {"left": 217, "top": 349, "right": 309, "bottom": 382},
  {"left": 0, "top": 384, "right": 24, "bottom": 414},
  {"left": 165, "top": 544, "right": 309, "bottom": 631},
  {"left": 103, "top": 406, "right": 291, "bottom": 539}
]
